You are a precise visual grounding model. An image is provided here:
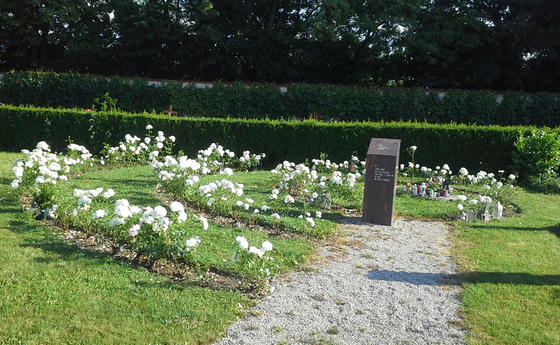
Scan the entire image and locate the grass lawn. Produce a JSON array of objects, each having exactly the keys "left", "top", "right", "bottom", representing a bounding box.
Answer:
[
  {"left": 1, "top": 151, "right": 559, "bottom": 344},
  {"left": 455, "top": 190, "right": 560, "bottom": 344}
]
